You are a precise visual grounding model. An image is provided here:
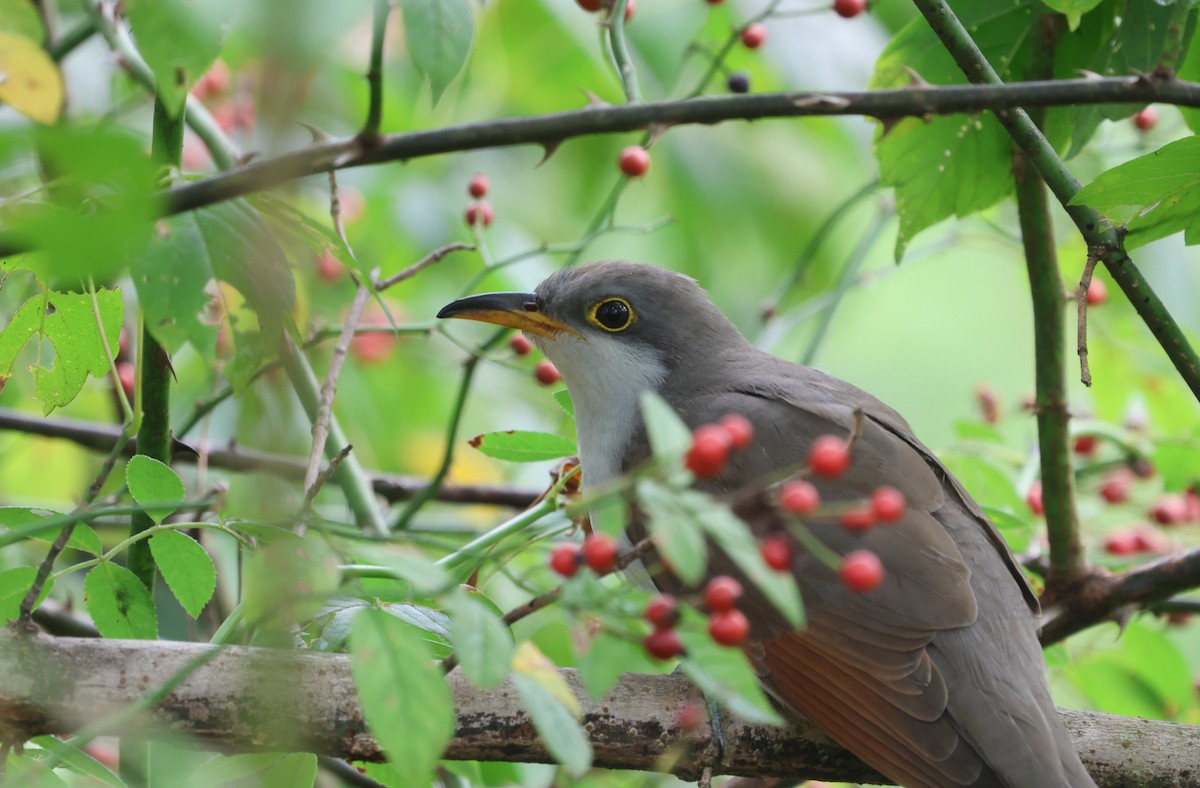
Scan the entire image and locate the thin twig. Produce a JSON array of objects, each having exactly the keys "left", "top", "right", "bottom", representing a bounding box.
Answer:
[
  {"left": 374, "top": 242, "right": 475, "bottom": 291},
  {"left": 1077, "top": 252, "right": 1100, "bottom": 387},
  {"left": 362, "top": 0, "right": 391, "bottom": 138},
  {"left": 303, "top": 445, "right": 354, "bottom": 514}
]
